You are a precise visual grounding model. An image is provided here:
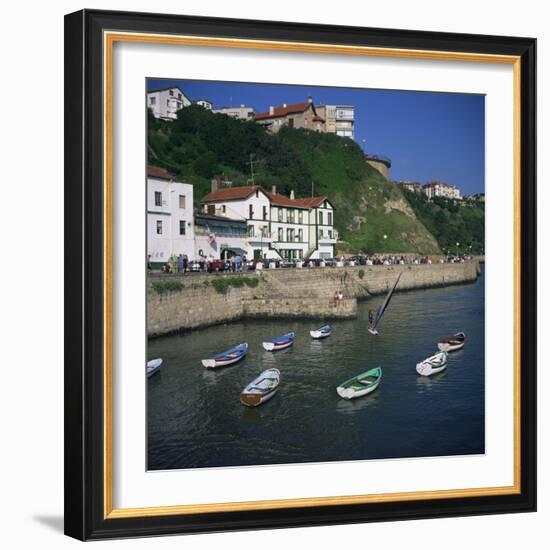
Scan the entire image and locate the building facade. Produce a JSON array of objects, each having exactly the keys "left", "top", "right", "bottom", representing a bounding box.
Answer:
[
  {"left": 195, "top": 99, "right": 213, "bottom": 110},
  {"left": 147, "top": 167, "right": 195, "bottom": 266},
  {"left": 253, "top": 97, "right": 325, "bottom": 133},
  {"left": 423, "top": 180, "right": 462, "bottom": 200},
  {"left": 396, "top": 180, "right": 423, "bottom": 193},
  {"left": 194, "top": 213, "right": 248, "bottom": 260},
  {"left": 213, "top": 105, "right": 255, "bottom": 120},
  {"left": 201, "top": 182, "right": 337, "bottom": 261},
  {"left": 147, "top": 87, "right": 192, "bottom": 120},
  {"left": 315, "top": 105, "right": 355, "bottom": 139}
]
